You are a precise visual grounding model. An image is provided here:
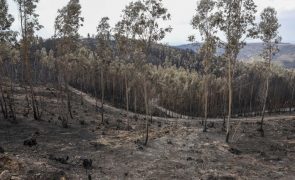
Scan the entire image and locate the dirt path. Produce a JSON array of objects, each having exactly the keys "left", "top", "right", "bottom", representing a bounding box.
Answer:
[{"left": 69, "top": 86, "right": 134, "bottom": 117}]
